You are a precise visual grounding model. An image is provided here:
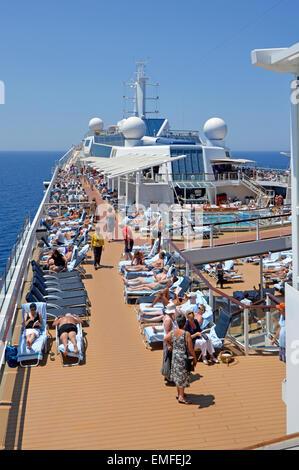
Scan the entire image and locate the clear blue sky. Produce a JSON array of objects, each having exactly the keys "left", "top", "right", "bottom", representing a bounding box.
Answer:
[{"left": 0, "top": 0, "right": 298, "bottom": 151}]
